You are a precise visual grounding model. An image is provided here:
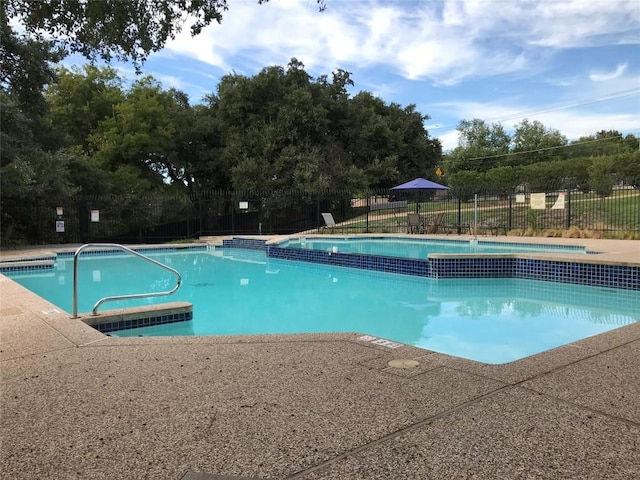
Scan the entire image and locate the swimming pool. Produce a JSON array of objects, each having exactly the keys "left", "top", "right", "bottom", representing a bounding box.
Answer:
[
  {"left": 278, "top": 237, "right": 588, "bottom": 259},
  {"left": 5, "top": 247, "right": 639, "bottom": 364}
]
